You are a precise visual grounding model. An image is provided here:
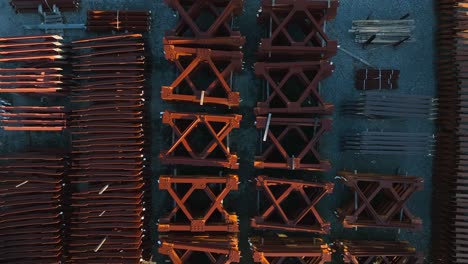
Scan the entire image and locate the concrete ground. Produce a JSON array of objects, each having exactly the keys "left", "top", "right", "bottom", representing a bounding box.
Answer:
[{"left": 0, "top": 0, "right": 435, "bottom": 263}]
